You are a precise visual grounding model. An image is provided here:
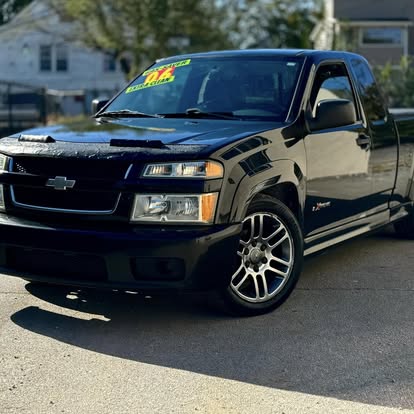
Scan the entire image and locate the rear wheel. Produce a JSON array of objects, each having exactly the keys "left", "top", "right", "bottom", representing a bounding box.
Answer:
[
  {"left": 217, "top": 195, "right": 303, "bottom": 316},
  {"left": 394, "top": 213, "right": 414, "bottom": 238}
]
